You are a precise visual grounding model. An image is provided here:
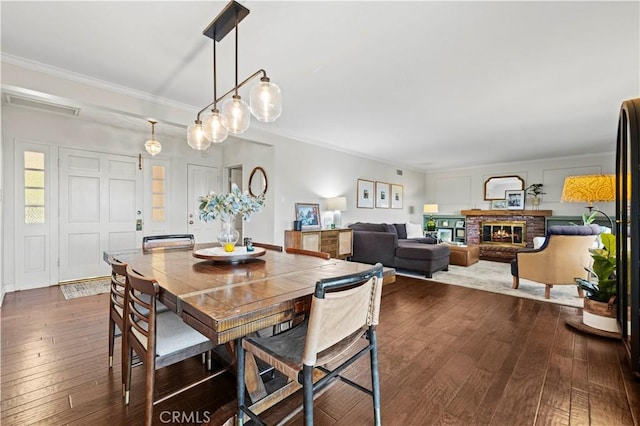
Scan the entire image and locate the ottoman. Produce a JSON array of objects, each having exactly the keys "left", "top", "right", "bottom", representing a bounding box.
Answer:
[
  {"left": 448, "top": 244, "right": 480, "bottom": 267},
  {"left": 394, "top": 243, "right": 450, "bottom": 278}
]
